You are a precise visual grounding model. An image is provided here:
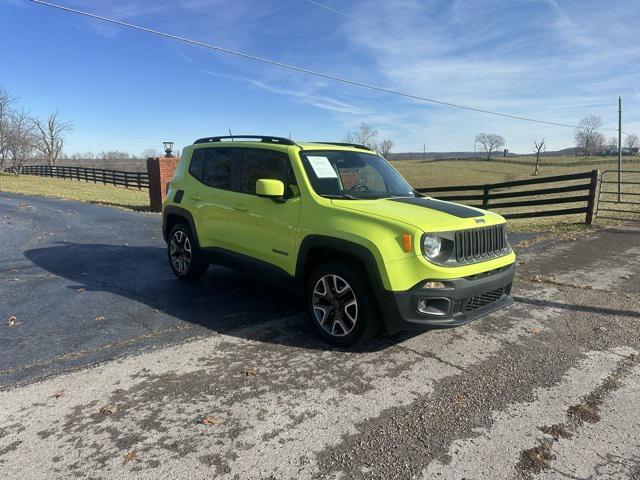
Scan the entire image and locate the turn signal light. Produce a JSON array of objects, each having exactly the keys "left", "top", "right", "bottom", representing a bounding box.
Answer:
[
  {"left": 402, "top": 233, "right": 412, "bottom": 252},
  {"left": 423, "top": 281, "right": 446, "bottom": 289}
]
